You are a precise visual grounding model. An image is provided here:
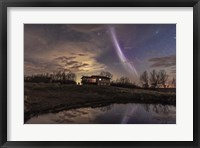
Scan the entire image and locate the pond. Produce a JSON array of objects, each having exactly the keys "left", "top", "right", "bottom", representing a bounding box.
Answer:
[{"left": 26, "top": 103, "right": 176, "bottom": 124}]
